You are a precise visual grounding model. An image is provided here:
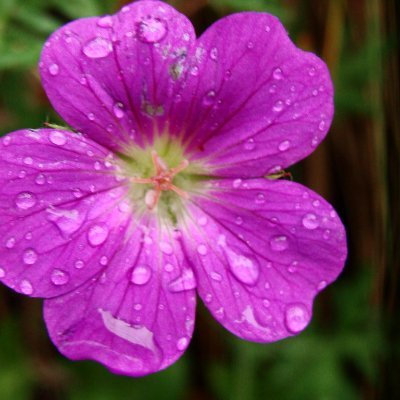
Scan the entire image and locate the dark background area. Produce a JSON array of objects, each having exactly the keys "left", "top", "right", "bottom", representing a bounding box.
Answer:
[{"left": 0, "top": 0, "right": 398, "bottom": 399}]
